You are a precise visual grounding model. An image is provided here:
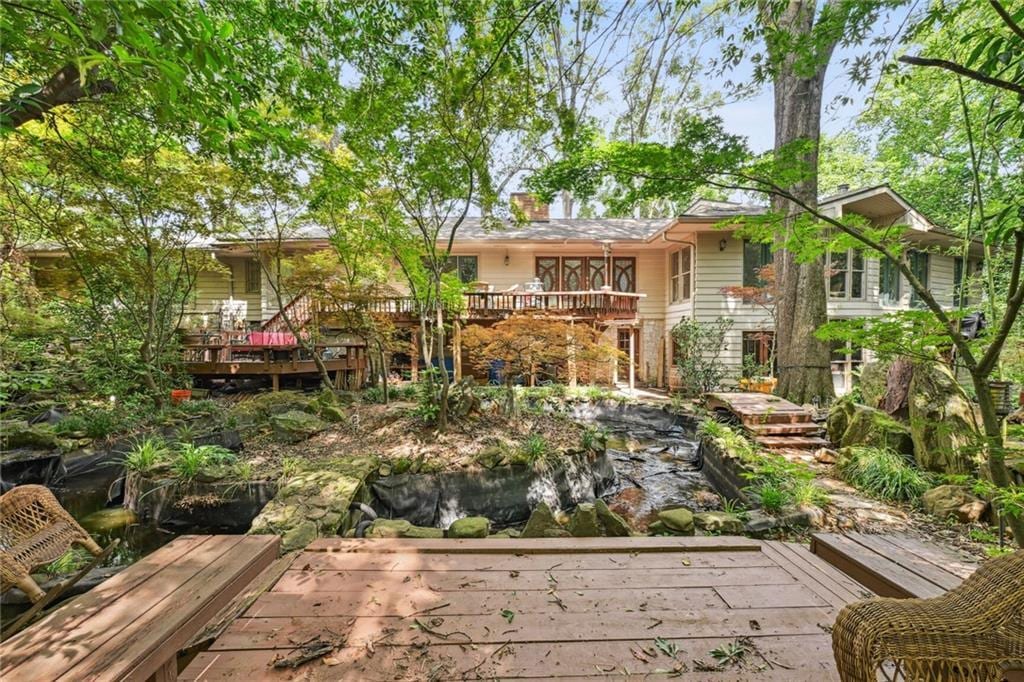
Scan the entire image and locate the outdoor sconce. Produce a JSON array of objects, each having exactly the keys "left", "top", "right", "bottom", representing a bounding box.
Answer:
[
  {"left": 503, "top": 252, "right": 510, "bottom": 266},
  {"left": 719, "top": 239, "right": 728, "bottom": 251}
]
